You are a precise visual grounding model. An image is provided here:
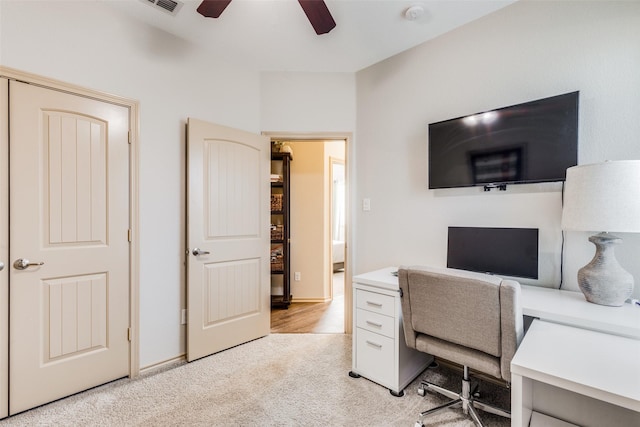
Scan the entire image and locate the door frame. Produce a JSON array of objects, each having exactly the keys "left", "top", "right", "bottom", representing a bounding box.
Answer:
[
  {"left": 262, "top": 132, "right": 353, "bottom": 334},
  {"left": 0, "top": 66, "right": 141, "bottom": 376},
  {"left": 1, "top": 78, "right": 8, "bottom": 419},
  {"left": 329, "top": 156, "right": 345, "bottom": 299}
]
